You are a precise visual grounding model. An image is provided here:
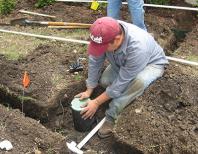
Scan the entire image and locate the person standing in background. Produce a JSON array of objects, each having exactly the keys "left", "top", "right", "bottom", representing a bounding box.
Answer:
[{"left": 107, "top": 0, "right": 147, "bottom": 31}]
